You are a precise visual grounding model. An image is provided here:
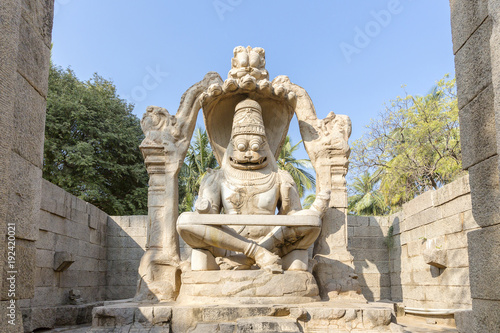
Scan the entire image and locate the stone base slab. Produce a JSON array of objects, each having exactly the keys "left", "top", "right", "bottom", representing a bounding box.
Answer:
[
  {"left": 91, "top": 300, "right": 399, "bottom": 332},
  {"left": 177, "top": 270, "right": 320, "bottom": 305}
]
